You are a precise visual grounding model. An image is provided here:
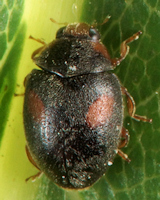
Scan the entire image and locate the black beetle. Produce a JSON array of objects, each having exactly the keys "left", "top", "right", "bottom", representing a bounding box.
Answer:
[{"left": 23, "top": 21, "right": 152, "bottom": 189}]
